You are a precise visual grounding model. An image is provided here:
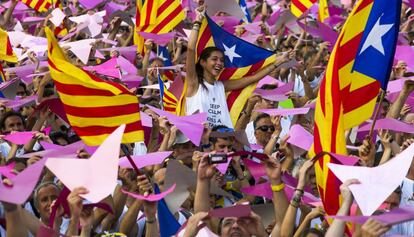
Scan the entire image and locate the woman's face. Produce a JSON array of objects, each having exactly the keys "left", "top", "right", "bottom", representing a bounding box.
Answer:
[{"left": 202, "top": 51, "right": 224, "bottom": 77}]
